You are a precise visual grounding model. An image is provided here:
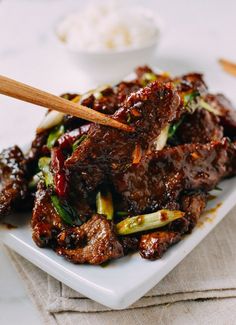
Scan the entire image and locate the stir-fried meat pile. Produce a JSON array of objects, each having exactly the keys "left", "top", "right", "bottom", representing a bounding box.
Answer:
[
  {"left": 66, "top": 81, "right": 182, "bottom": 197},
  {"left": 31, "top": 181, "right": 63, "bottom": 248},
  {"left": 56, "top": 215, "right": 124, "bottom": 264},
  {"left": 0, "top": 66, "right": 235, "bottom": 264}
]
